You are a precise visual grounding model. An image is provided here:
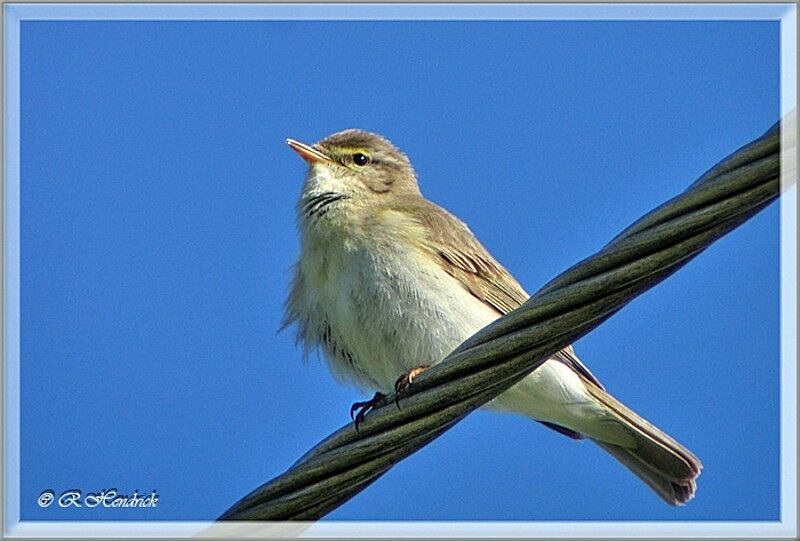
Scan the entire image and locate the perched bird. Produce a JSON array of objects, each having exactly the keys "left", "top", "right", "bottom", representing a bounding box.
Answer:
[{"left": 283, "top": 129, "right": 702, "bottom": 505}]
